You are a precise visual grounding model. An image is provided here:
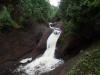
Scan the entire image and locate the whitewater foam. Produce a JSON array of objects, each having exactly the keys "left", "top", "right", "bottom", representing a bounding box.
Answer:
[{"left": 15, "top": 23, "right": 64, "bottom": 75}]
